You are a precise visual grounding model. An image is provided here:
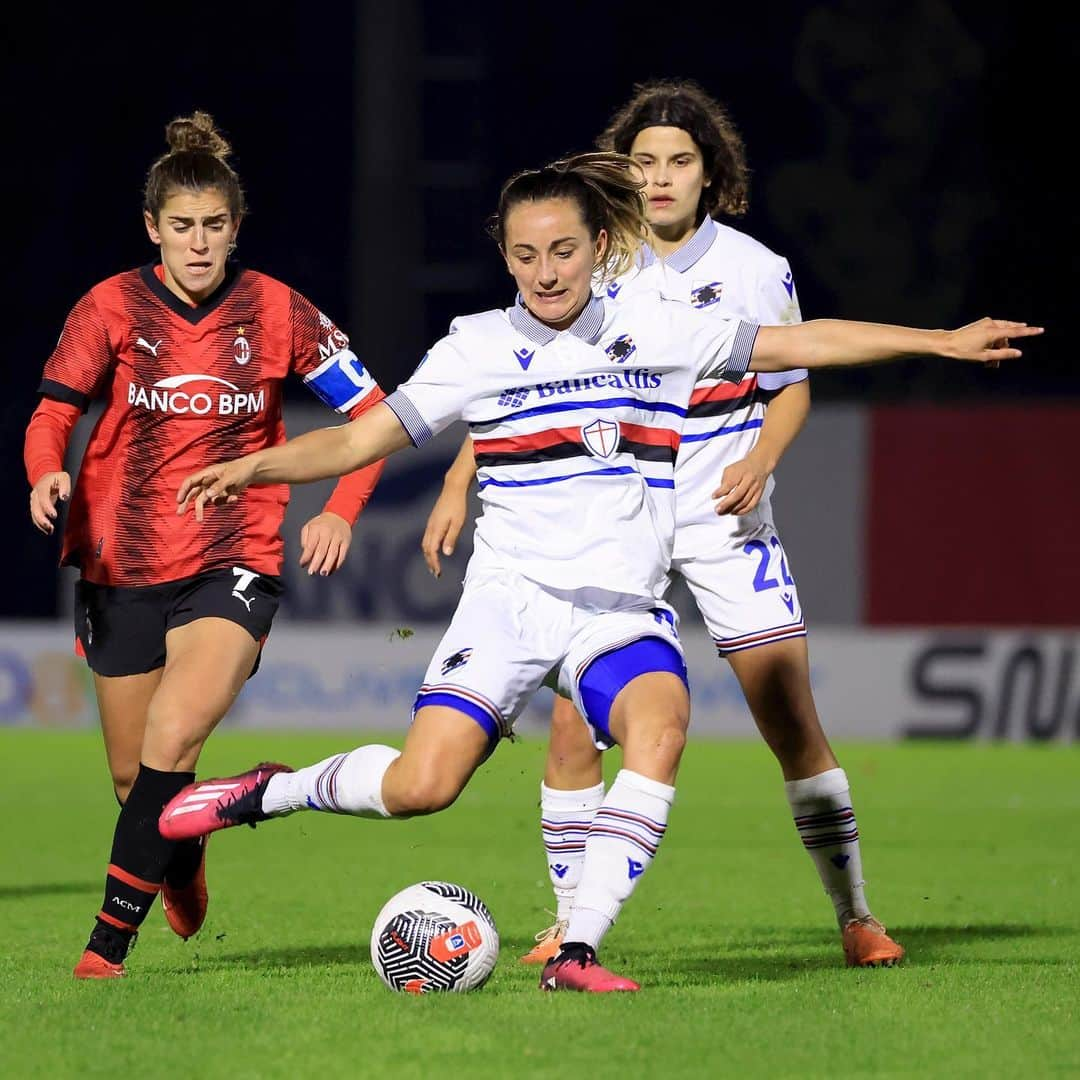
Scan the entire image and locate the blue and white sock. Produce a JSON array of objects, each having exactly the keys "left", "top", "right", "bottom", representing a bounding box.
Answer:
[
  {"left": 540, "top": 781, "right": 605, "bottom": 922},
  {"left": 262, "top": 745, "right": 401, "bottom": 818},
  {"left": 785, "top": 767, "right": 870, "bottom": 927},
  {"left": 565, "top": 769, "right": 674, "bottom": 950}
]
